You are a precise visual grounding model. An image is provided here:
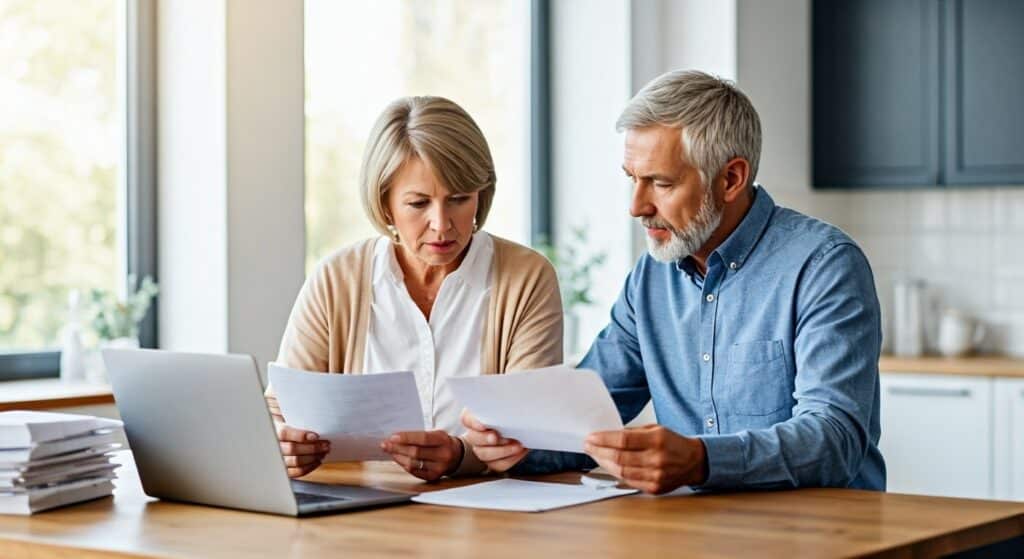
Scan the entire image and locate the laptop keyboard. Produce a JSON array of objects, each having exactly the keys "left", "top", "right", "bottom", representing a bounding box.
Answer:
[{"left": 294, "top": 491, "right": 350, "bottom": 505}]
